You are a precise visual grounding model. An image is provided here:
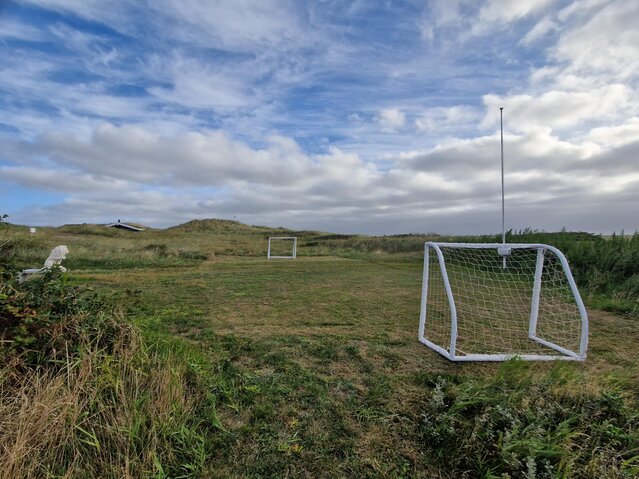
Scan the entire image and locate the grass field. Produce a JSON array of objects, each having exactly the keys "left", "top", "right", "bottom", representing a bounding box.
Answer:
[{"left": 1, "top": 220, "right": 638, "bottom": 478}]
